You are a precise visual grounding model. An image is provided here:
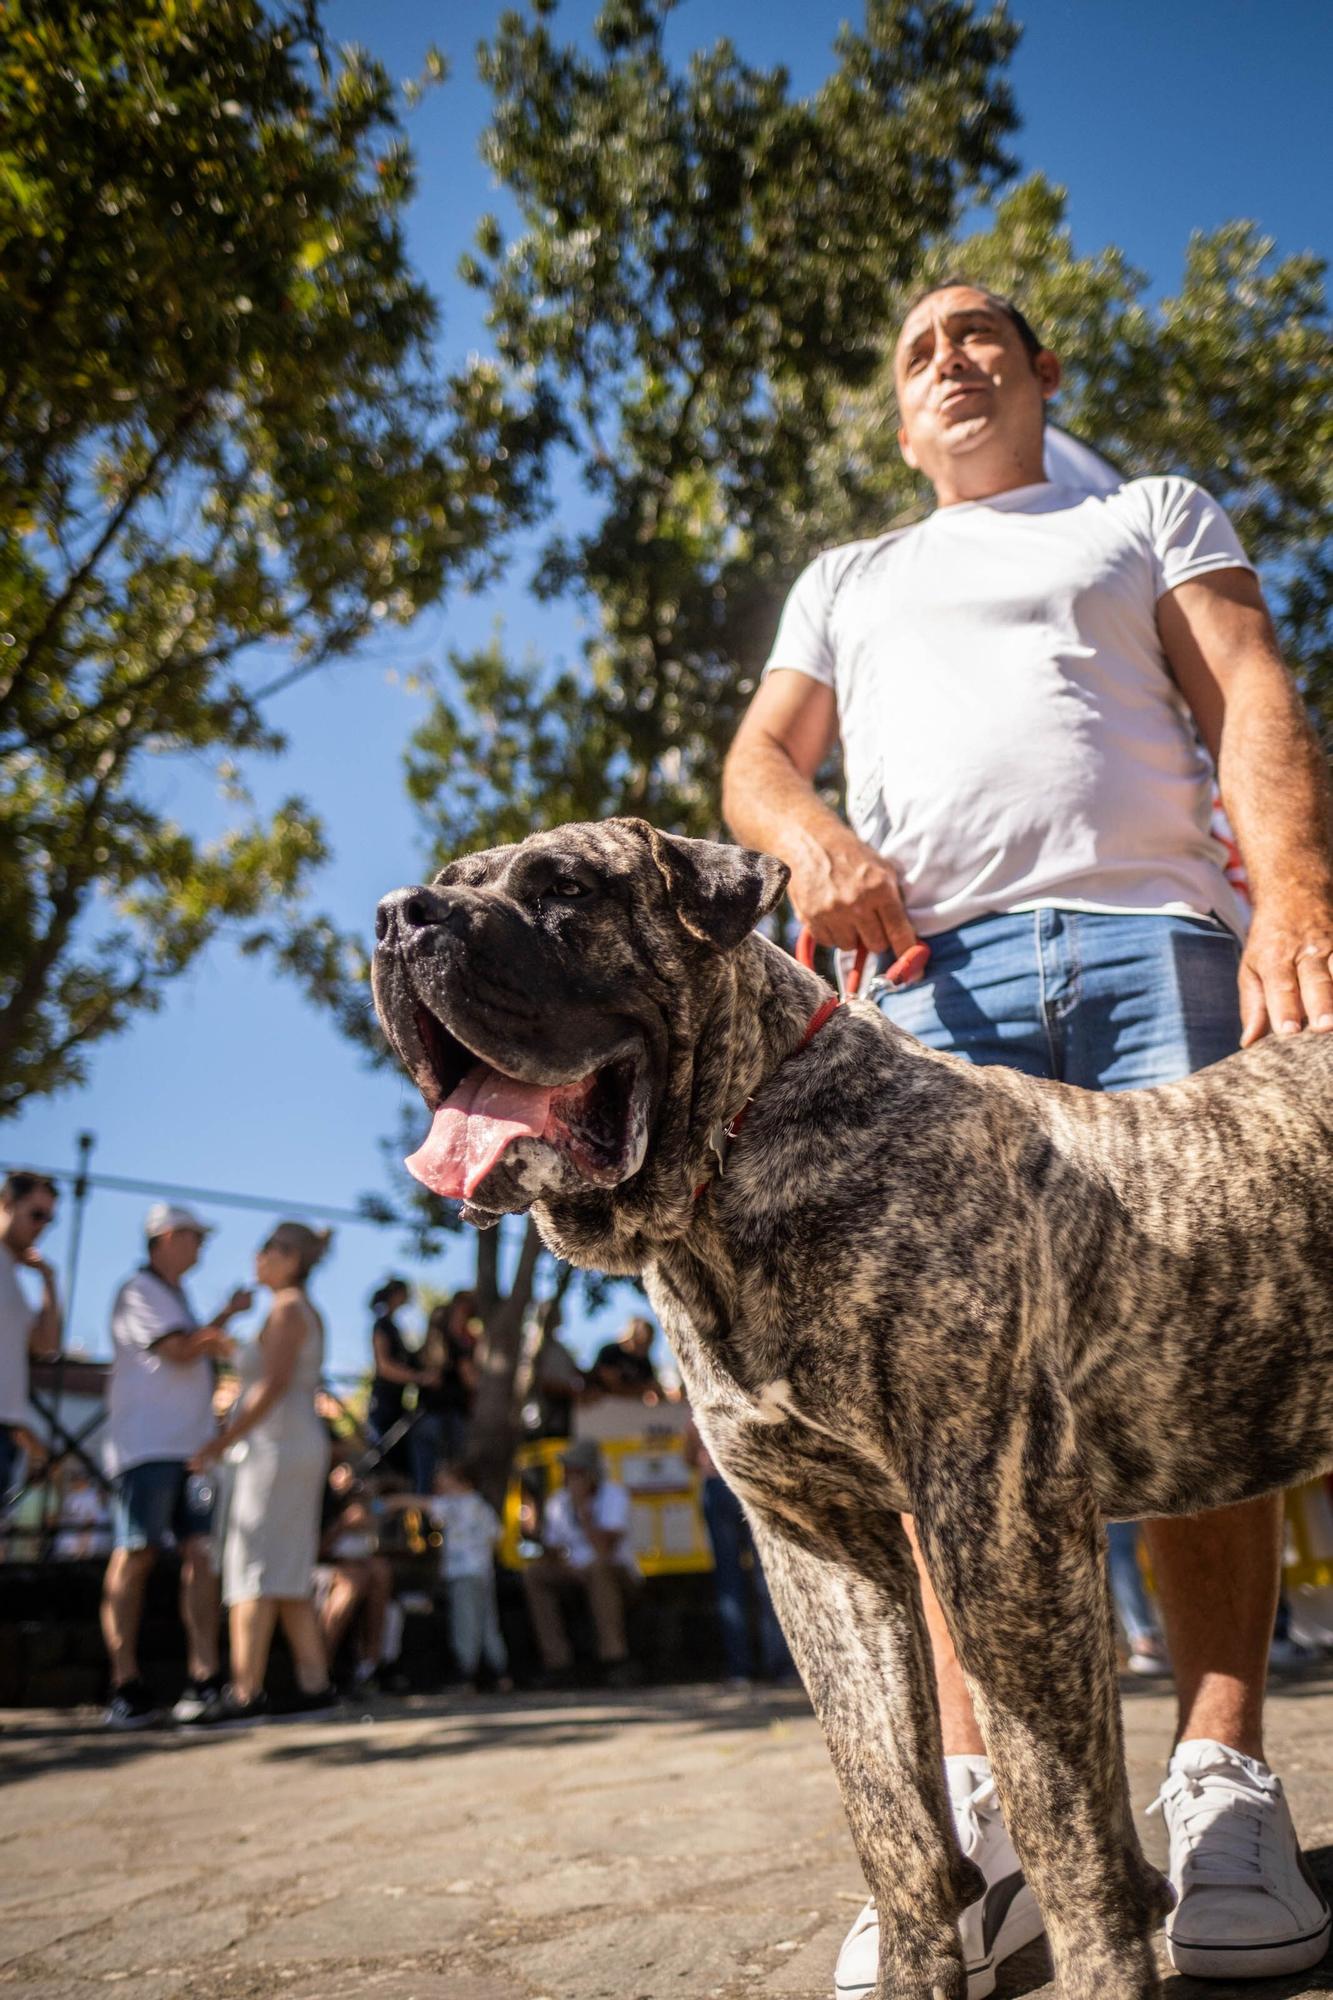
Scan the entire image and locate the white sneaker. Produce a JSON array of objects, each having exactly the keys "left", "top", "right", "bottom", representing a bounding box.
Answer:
[
  {"left": 1151, "top": 1737, "right": 1331, "bottom": 1977},
  {"left": 834, "top": 1757, "right": 1046, "bottom": 2000}
]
